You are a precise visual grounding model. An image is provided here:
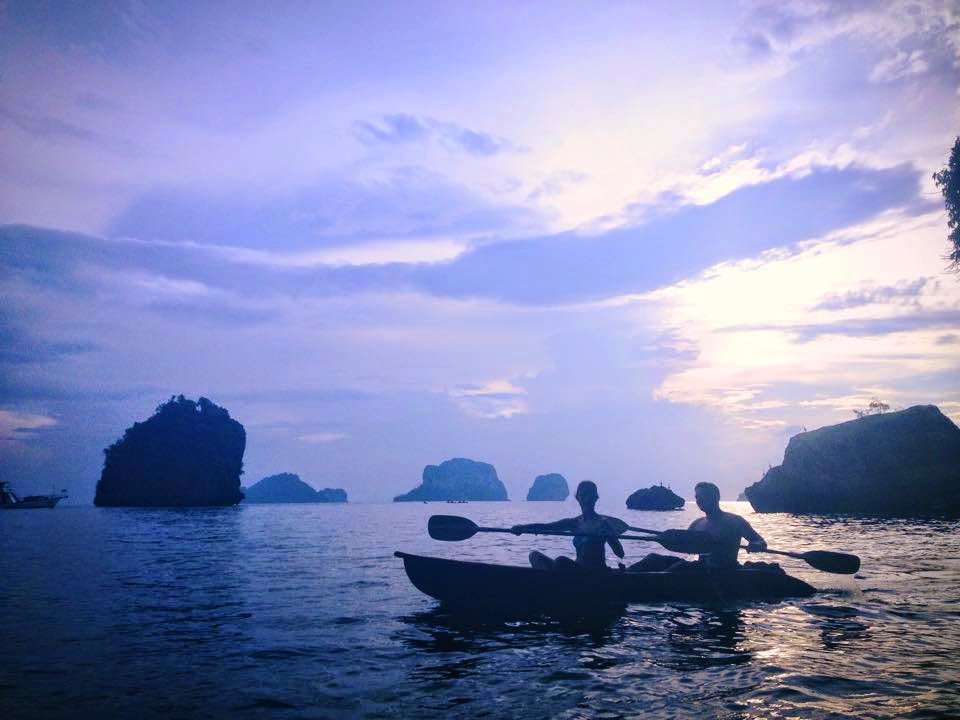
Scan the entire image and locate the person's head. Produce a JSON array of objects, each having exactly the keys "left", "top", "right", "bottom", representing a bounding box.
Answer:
[
  {"left": 575, "top": 480, "right": 599, "bottom": 510},
  {"left": 694, "top": 481, "right": 721, "bottom": 514}
]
